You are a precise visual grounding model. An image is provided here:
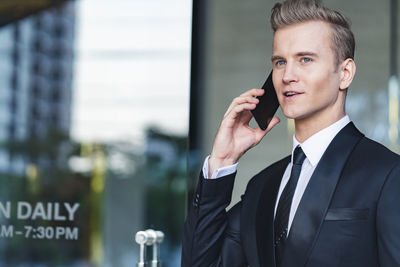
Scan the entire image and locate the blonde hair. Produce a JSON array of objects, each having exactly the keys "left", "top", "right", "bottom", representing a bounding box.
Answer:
[{"left": 271, "top": 0, "right": 355, "bottom": 67}]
